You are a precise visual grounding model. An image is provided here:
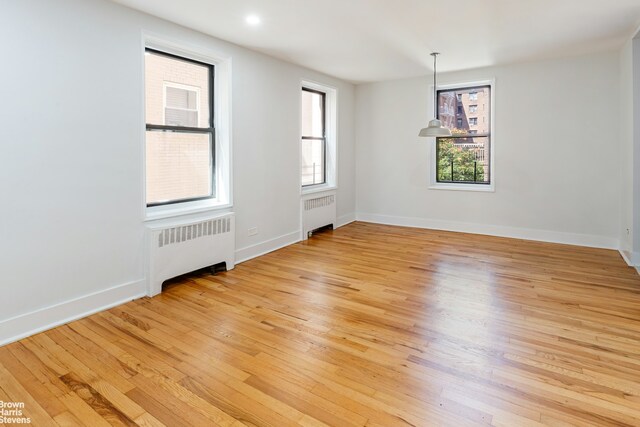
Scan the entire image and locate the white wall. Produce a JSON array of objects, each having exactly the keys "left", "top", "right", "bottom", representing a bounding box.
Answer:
[
  {"left": 633, "top": 36, "right": 640, "bottom": 259},
  {"left": 620, "top": 39, "right": 634, "bottom": 257},
  {"left": 0, "top": 0, "right": 355, "bottom": 342},
  {"left": 620, "top": 32, "right": 640, "bottom": 266},
  {"left": 356, "top": 52, "right": 621, "bottom": 248}
]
